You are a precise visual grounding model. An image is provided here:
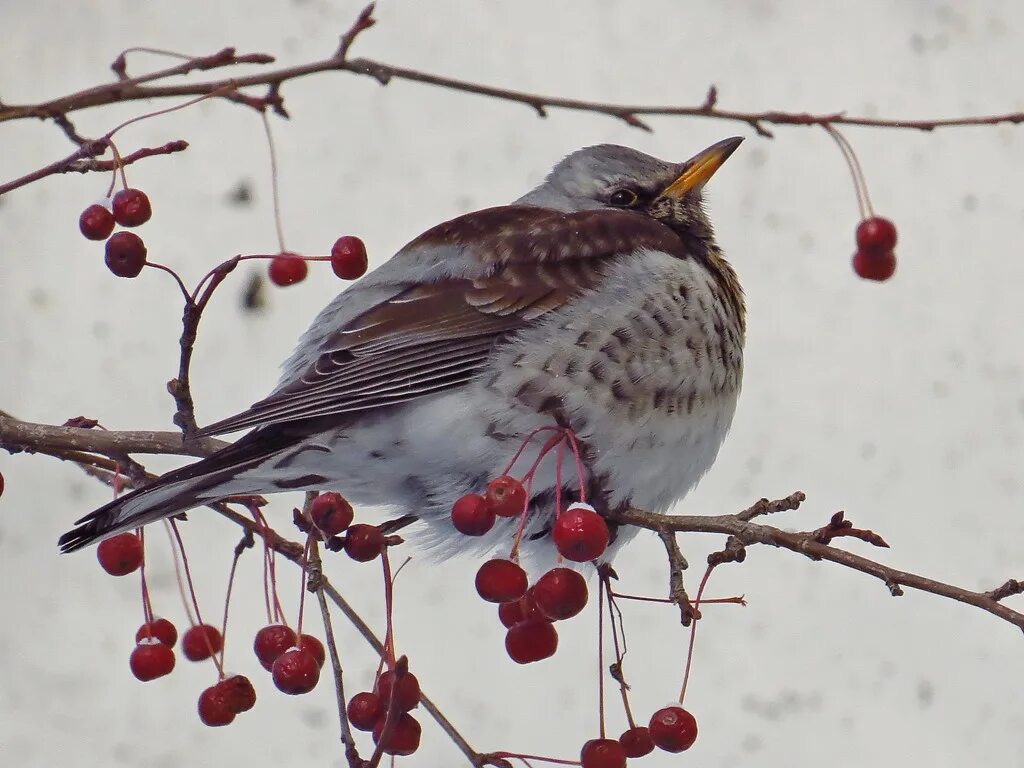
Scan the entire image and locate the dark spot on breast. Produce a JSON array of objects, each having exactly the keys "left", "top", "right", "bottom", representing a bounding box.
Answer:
[
  {"left": 610, "top": 380, "right": 630, "bottom": 402},
  {"left": 370, "top": 450, "right": 385, "bottom": 460},
  {"left": 652, "top": 308, "right": 674, "bottom": 335},
  {"left": 677, "top": 283, "right": 689, "bottom": 301},
  {"left": 612, "top": 328, "right": 631, "bottom": 345}
]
